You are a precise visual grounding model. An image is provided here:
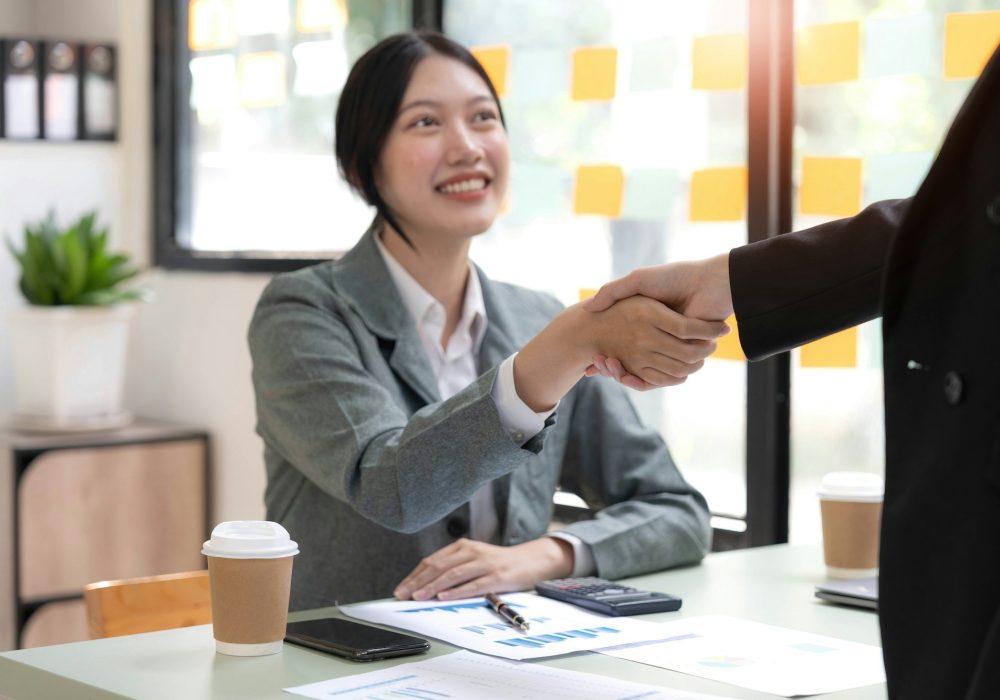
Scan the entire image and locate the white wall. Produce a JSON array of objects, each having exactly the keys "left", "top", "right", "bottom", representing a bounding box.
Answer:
[
  {"left": 1, "top": 0, "right": 272, "bottom": 523},
  {"left": 0, "top": 3, "right": 35, "bottom": 36},
  {"left": 126, "top": 271, "right": 269, "bottom": 522}
]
